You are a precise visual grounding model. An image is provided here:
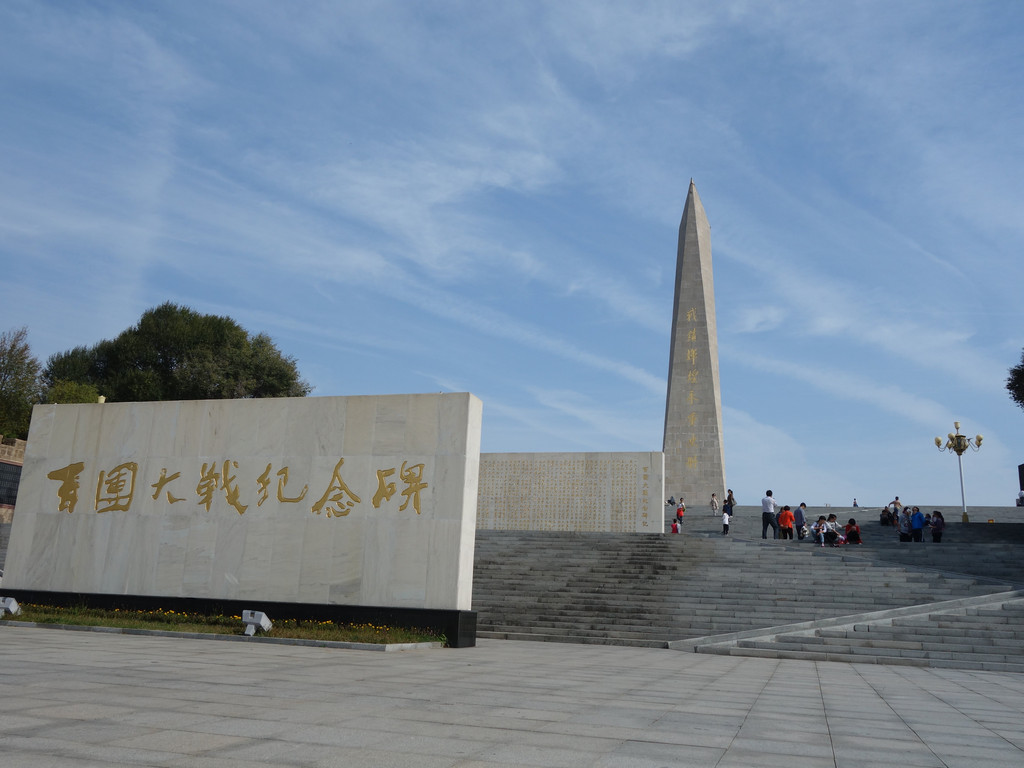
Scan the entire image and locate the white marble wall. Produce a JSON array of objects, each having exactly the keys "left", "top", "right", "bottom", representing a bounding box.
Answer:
[
  {"left": 5, "top": 394, "right": 482, "bottom": 611},
  {"left": 477, "top": 452, "right": 664, "bottom": 533}
]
